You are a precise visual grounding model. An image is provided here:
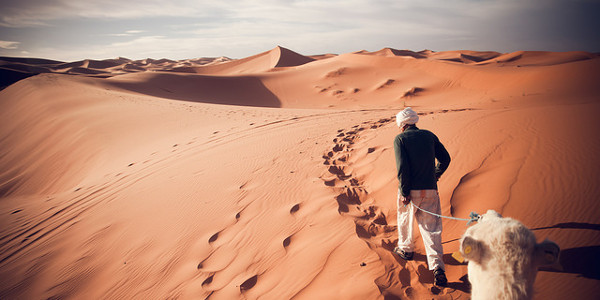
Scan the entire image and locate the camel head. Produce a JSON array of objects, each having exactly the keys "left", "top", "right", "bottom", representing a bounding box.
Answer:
[{"left": 459, "top": 210, "right": 559, "bottom": 300}]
